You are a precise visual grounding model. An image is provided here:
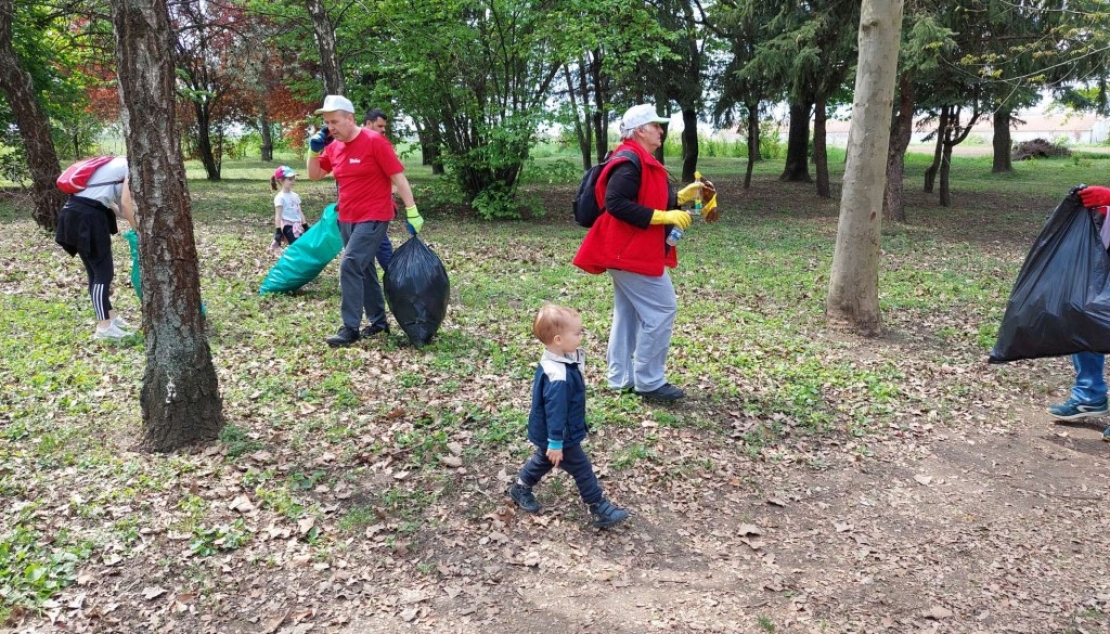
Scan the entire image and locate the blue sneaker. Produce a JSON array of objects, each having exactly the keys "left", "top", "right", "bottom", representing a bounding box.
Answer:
[
  {"left": 1103, "top": 426, "right": 1110, "bottom": 443},
  {"left": 1047, "top": 396, "right": 1109, "bottom": 421}
]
